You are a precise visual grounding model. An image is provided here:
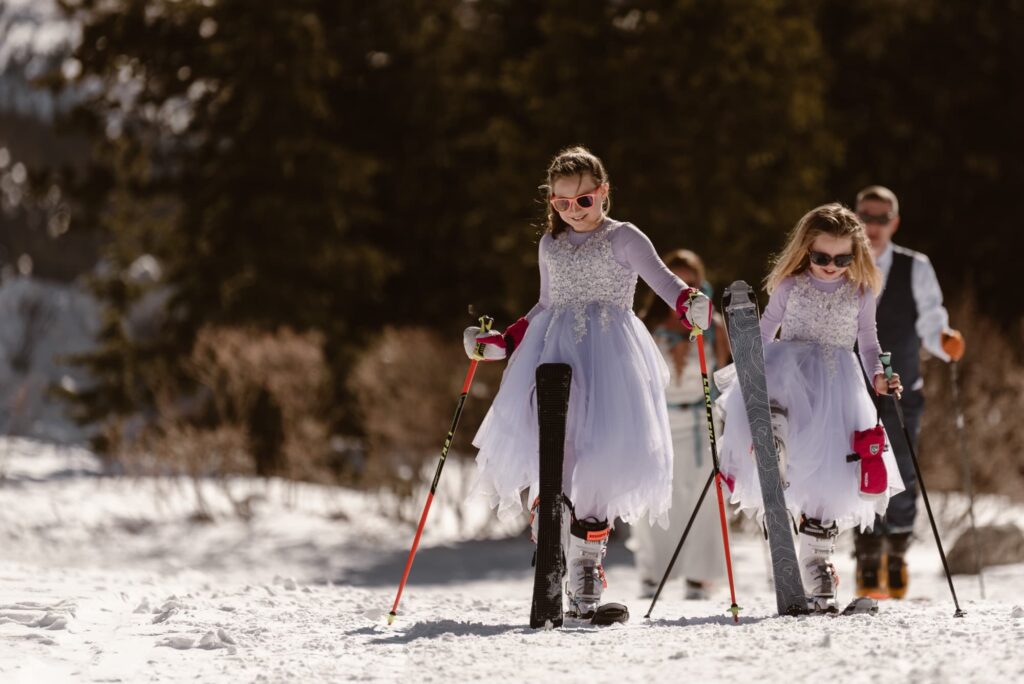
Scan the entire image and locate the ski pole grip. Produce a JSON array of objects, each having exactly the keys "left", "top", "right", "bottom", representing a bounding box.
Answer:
[
  {"left": 474, "top": 315, "right": 494, "bottom": 358},
  {"left": 879, "top": 351, "right": 893, "bottom": 379},
  {"left": 687, "top": 290, "right": 706, "bottom": 341}
]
